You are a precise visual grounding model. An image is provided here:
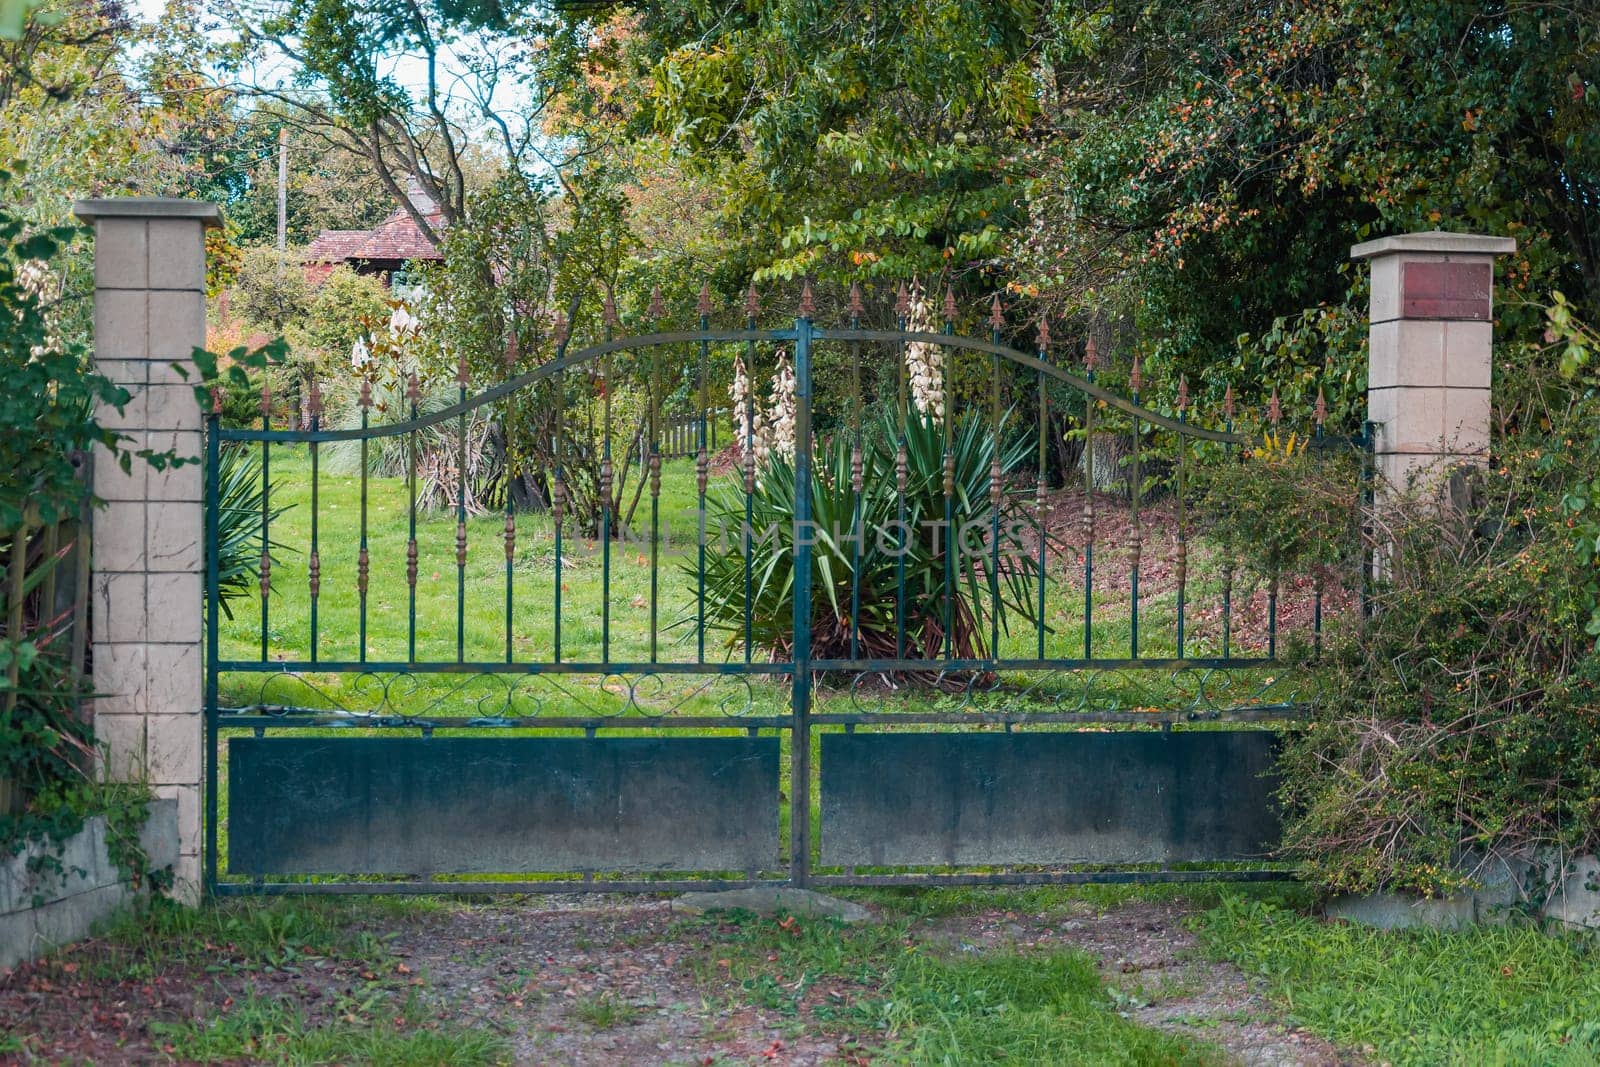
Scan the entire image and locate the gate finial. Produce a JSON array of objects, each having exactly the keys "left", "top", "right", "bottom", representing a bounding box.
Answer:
[
  {"left": 1084, "top": 335, "right": 1099, "bottom": 372},
  {"left": 603, "top": 289, "right": 619, "bottom": 328},
  {"left": 848, "top": 282, "right": 865, "bottom": 320},
  {"left": 210, "top": 385, "right": 223, "bottom": 416},
  {"left": 457, "top": 352, "right": 470, "bottom": 388},
  {"left": 1177, "top": 376, "right": 1190, "bottom": 413},
  {"left": 988, "top": 293, "right": 1004, "bottom": 330},
  {"left": 1268, "top": 387, "right": 1282, "bottom": 426},
  {"left": 1315, "top": 387, "right": 1328, "bottom": 427},
  {"left": 648, "top": 285, "right": 666, "bottom": 320},
  {"left": 406, "top": 372, "right": 421, "bottom": 404},
  {"left": 744, "top": 282, "right": 760, "bottom": 320},
  {"left": 359, "top": 375, "right": 373, "bottom": 410},
  {"left": 943, "top": 285, "right": 958, "bottom": 323},
  {"left": 554, "top": 311, "right": 570, "bottom": 346},
  {"left": 895, "top": 281, "right": 910, "bottom": 319},
  {"left": 1129, "top": 355, "right": 1142, "bottom": 395},
  {"left": 1223, "top": 383, "right": 1235, "bottom": 421},
  {"left": 307, "top": 377, "right": 324, "bottom": 419},
  {"left": 697, "top": 282, "right": 713, "bottom": 318},
  {"left": 798, "top": 279, "right": 816, "bottom": 318},
  {"left": 1035, "top": 315, "right": 1051, "bottom": 350}
]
